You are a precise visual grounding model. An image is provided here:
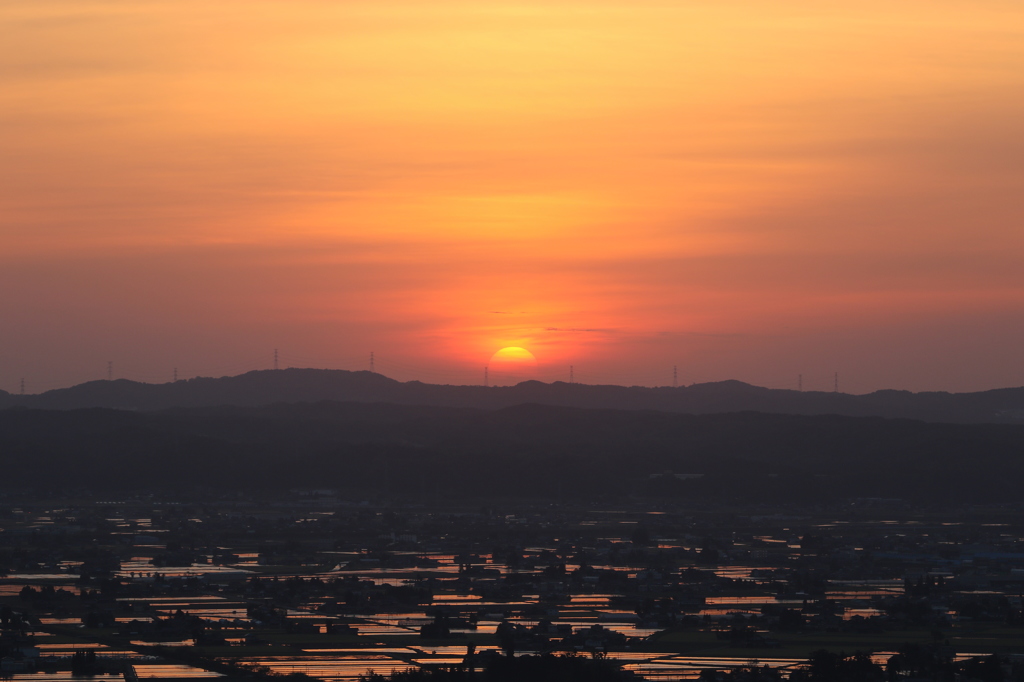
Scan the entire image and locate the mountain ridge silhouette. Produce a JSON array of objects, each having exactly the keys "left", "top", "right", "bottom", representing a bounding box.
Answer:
[{"left": 2, "top": 368, "right": 1024, "bottom": 423}]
